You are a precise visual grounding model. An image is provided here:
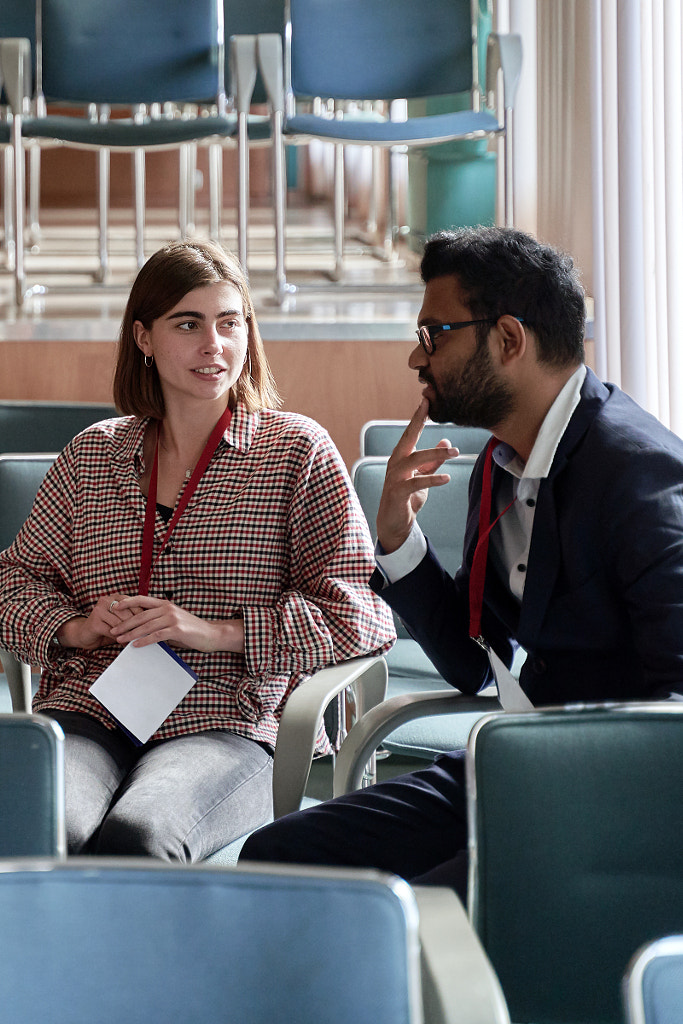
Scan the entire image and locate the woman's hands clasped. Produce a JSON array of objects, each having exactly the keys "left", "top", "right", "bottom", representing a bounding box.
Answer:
[
  {"left": 109, "top": 595, "right": 245, "bottom": 654},
  {"left": 57, "top": 593, "right": 244, "bottom": 654}
]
